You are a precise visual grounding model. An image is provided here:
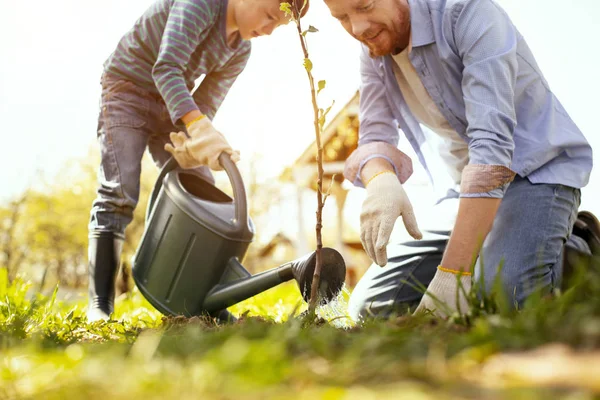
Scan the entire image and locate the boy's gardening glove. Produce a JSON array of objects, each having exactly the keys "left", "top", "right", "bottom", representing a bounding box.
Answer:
[
  {"left": 165, "top": 115, "right": 240, "bottom": 171},
  {"left": 361, "top": 171, "right": 422, "bottom": 267},
  {"left": 414, "top": 266, "right": 471, "bottom": 318}
]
